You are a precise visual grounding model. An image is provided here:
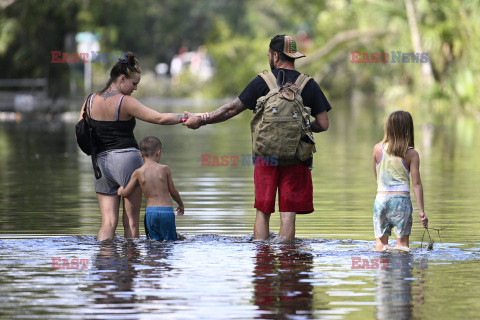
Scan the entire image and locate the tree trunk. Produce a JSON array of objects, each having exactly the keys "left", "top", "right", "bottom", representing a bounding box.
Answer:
[
  {"left": 296, "top": 29, "right": 391, "bottom": 68},
  {"left": 404, "top": 0, "right": 435, "bottom": 86}
]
